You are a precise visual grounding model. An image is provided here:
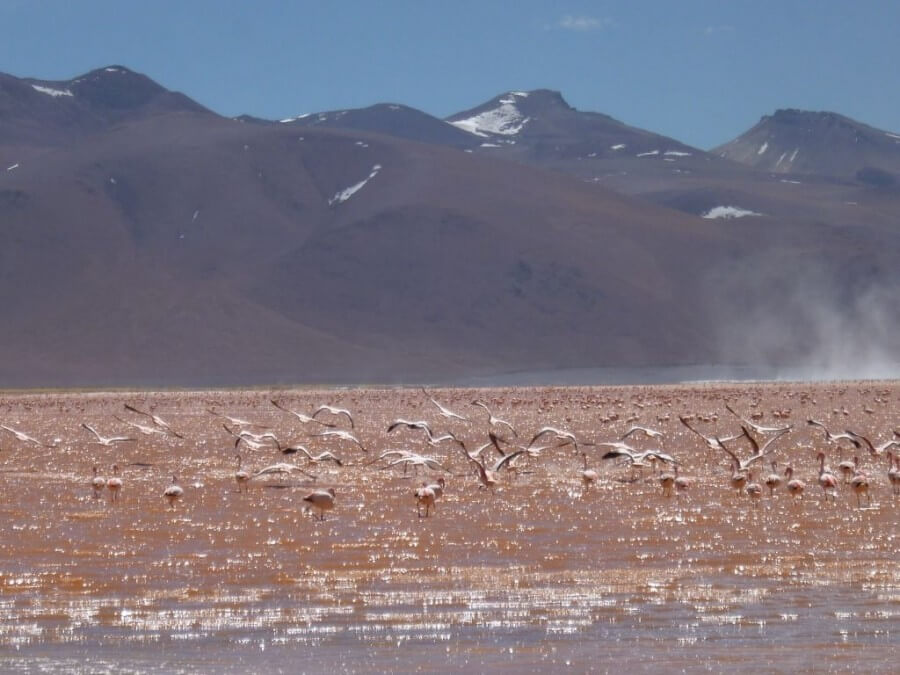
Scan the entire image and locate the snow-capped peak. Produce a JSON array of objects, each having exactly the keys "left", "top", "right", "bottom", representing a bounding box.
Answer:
[{"left": 451, "top": 96, "right": 530, "bottom": 137}]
